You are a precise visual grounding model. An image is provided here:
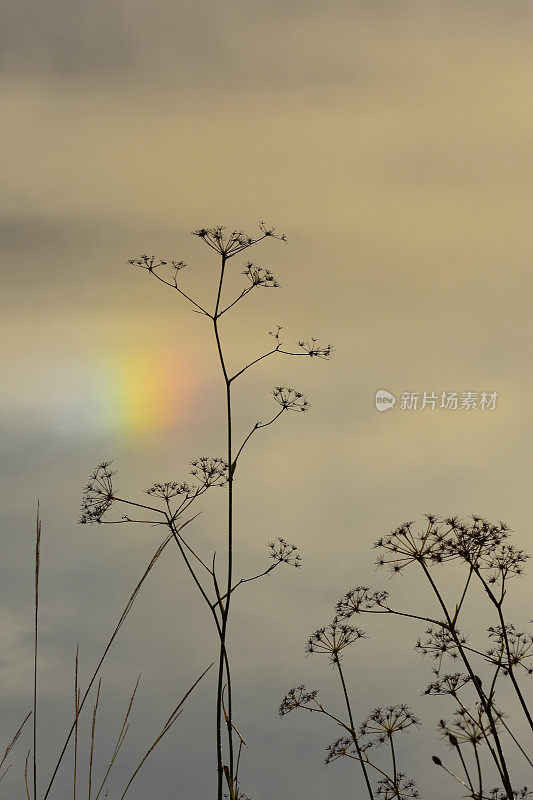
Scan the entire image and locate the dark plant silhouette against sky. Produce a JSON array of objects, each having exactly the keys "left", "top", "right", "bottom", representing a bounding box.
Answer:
[{"left": 80, "top": 224, "right": 331, "bottom": 799}]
